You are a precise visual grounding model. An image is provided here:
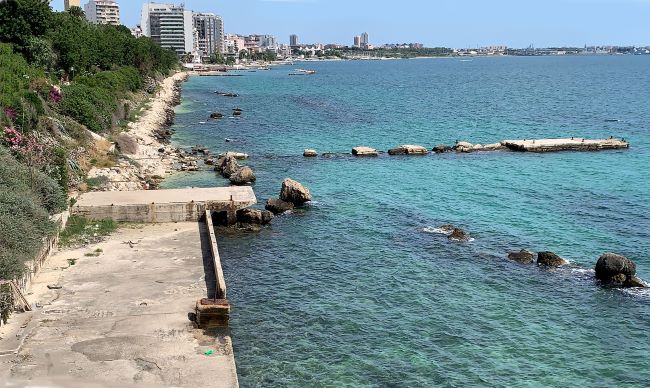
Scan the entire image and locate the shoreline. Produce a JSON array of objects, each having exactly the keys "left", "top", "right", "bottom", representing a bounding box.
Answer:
[{"left": 87, "top": 71, "right": 191, "bottom": 191}]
